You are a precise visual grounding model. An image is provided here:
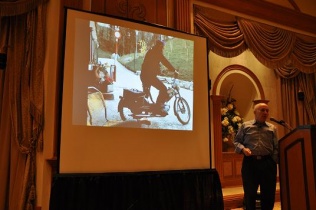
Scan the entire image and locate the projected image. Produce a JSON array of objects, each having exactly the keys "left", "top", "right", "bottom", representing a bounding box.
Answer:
[
  {"left": 84, "top": 21, "right": 194, "bottom": 130},
  {"left": 60, "top": 9, "right": 209, "bottom": 173}
]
